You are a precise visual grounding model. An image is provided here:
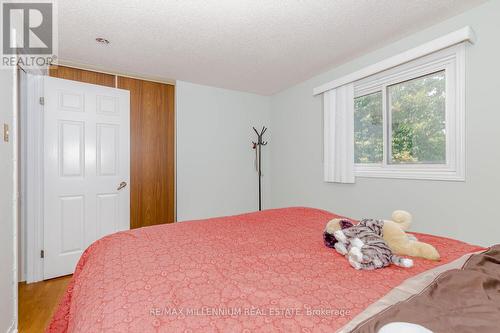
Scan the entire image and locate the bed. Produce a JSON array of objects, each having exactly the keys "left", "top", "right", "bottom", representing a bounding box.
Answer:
[{"left": 47, "top": 207, "right": 486, "bottom": 333}]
